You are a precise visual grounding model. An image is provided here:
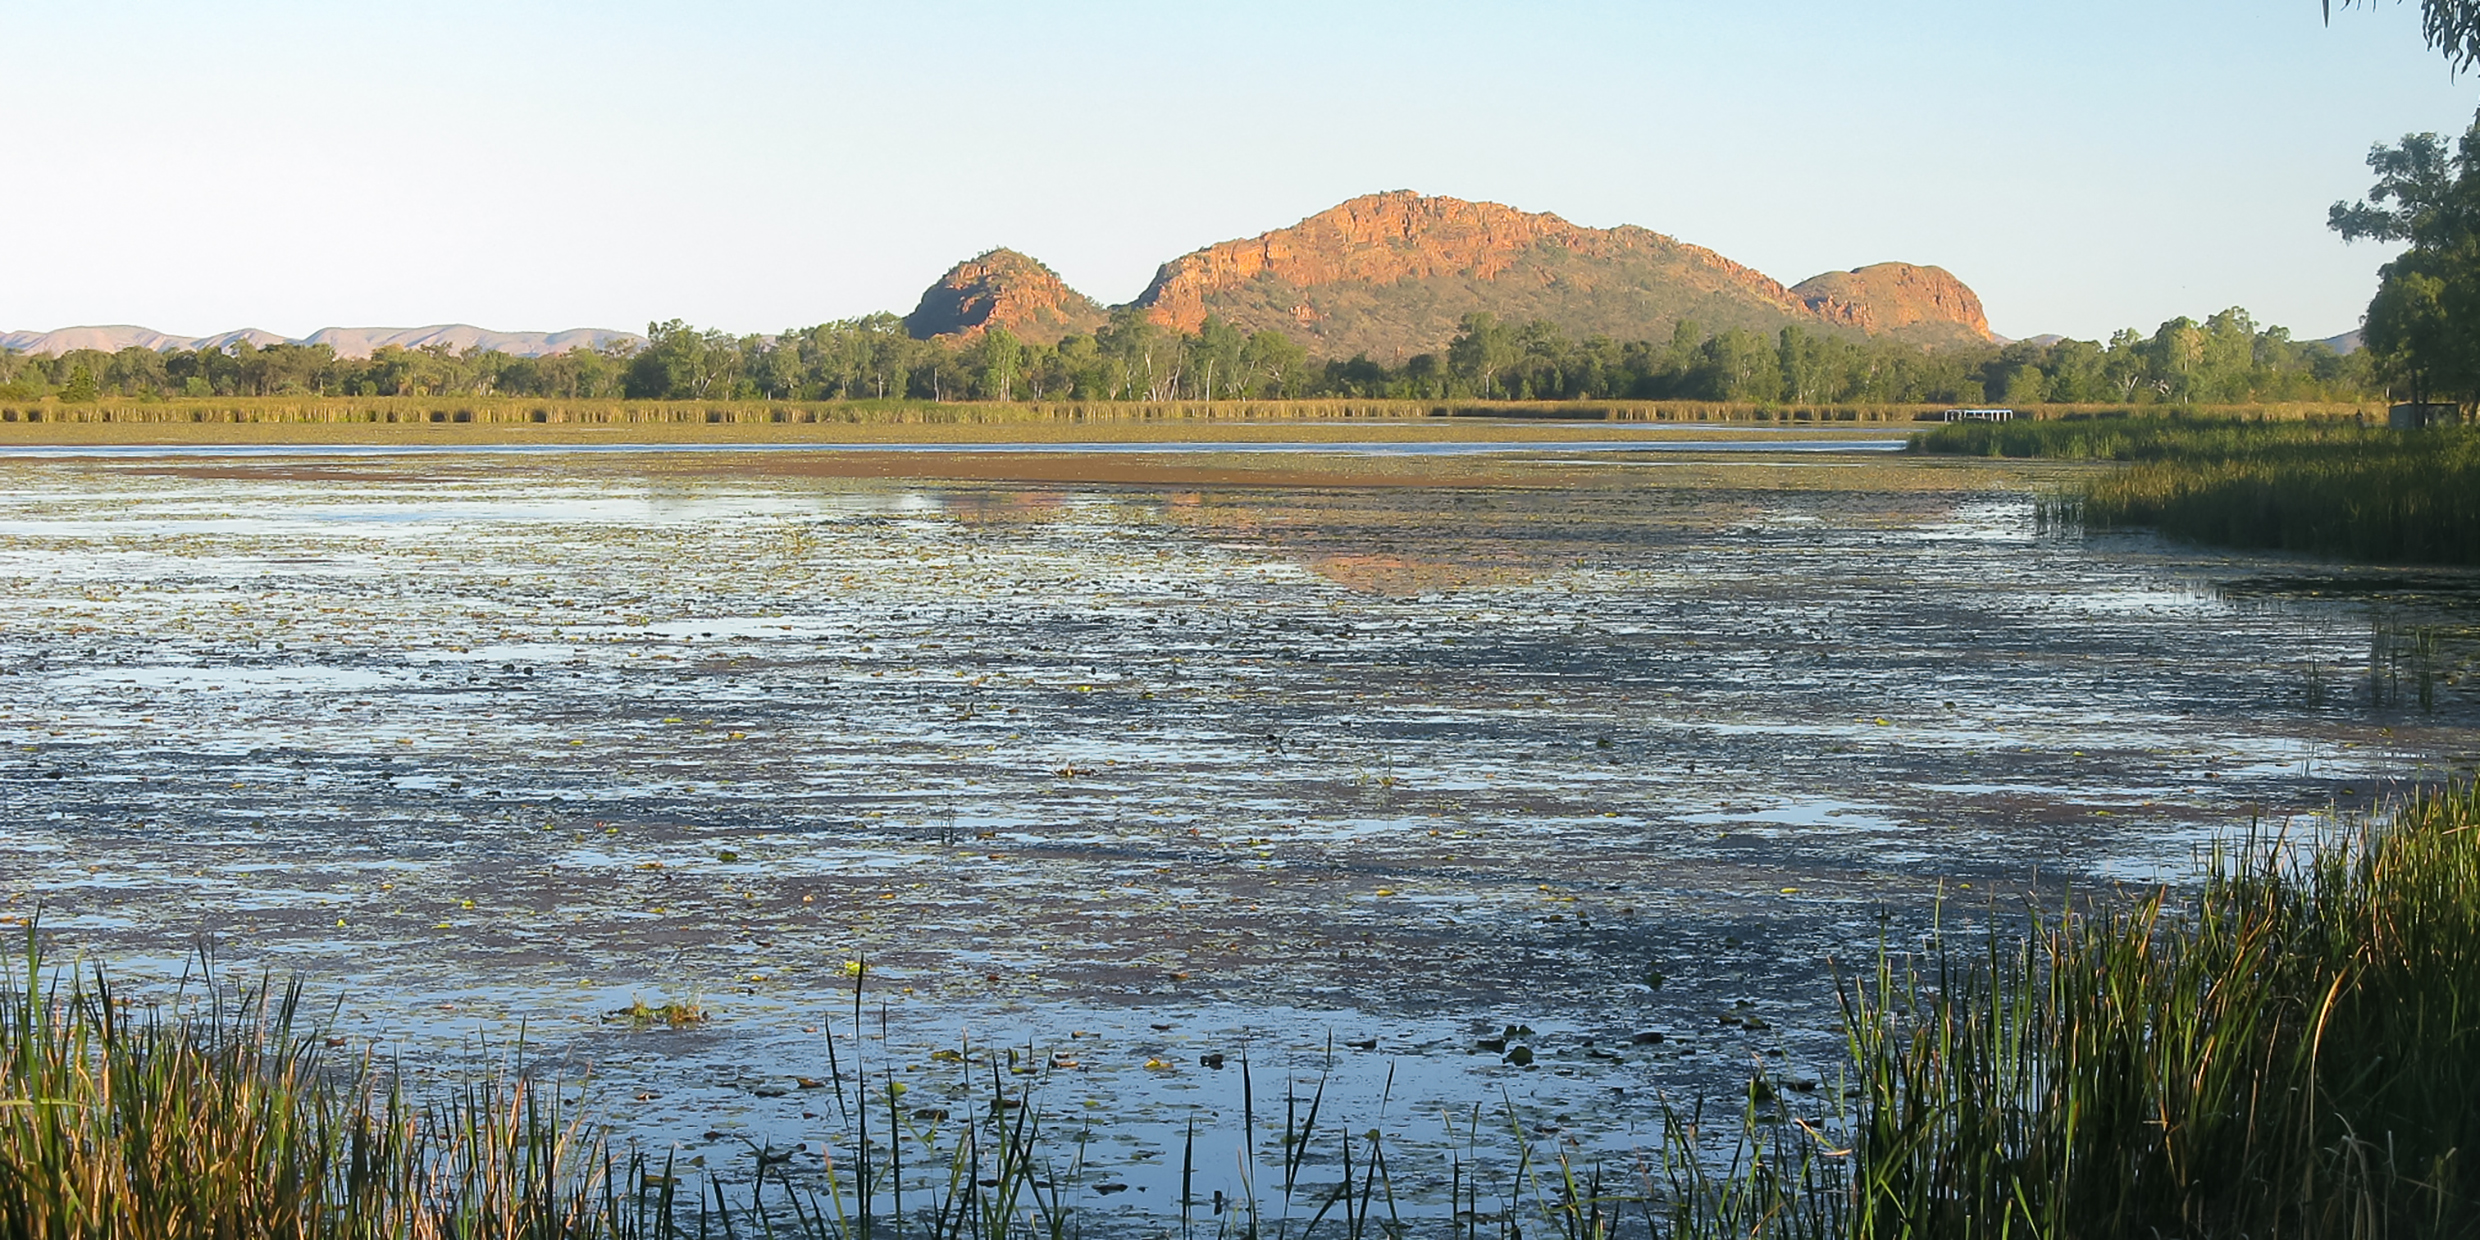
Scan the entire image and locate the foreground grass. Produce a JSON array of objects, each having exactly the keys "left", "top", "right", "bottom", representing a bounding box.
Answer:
[
  {"left": 1842, "top": 787, "right": 2480, "bottom": 1238},
  {"left": 0, "top": 957, "right": 651, "bottom": 1239},
  {"left": 7, "top": 785, "right": 2475, "bottom": 1238},
  {"left": 0, "top": 933, "right": 1826, "bottom": 1239},
  {"left": 1911, "top": 416, "right": 2480, "bottom": 563}
]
